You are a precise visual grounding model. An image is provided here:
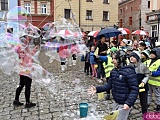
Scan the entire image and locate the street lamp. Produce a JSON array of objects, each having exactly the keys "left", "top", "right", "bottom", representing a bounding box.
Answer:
[{"left": 157, "top": 13, "right": 160, "bottom": 41}]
